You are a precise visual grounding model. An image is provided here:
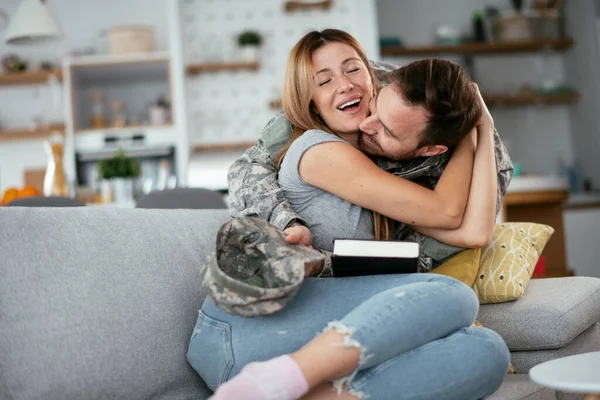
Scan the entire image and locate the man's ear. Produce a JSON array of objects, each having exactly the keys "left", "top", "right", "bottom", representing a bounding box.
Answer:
[{"left": 416, "top": 145, "right": 448, "bottom": 157}]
